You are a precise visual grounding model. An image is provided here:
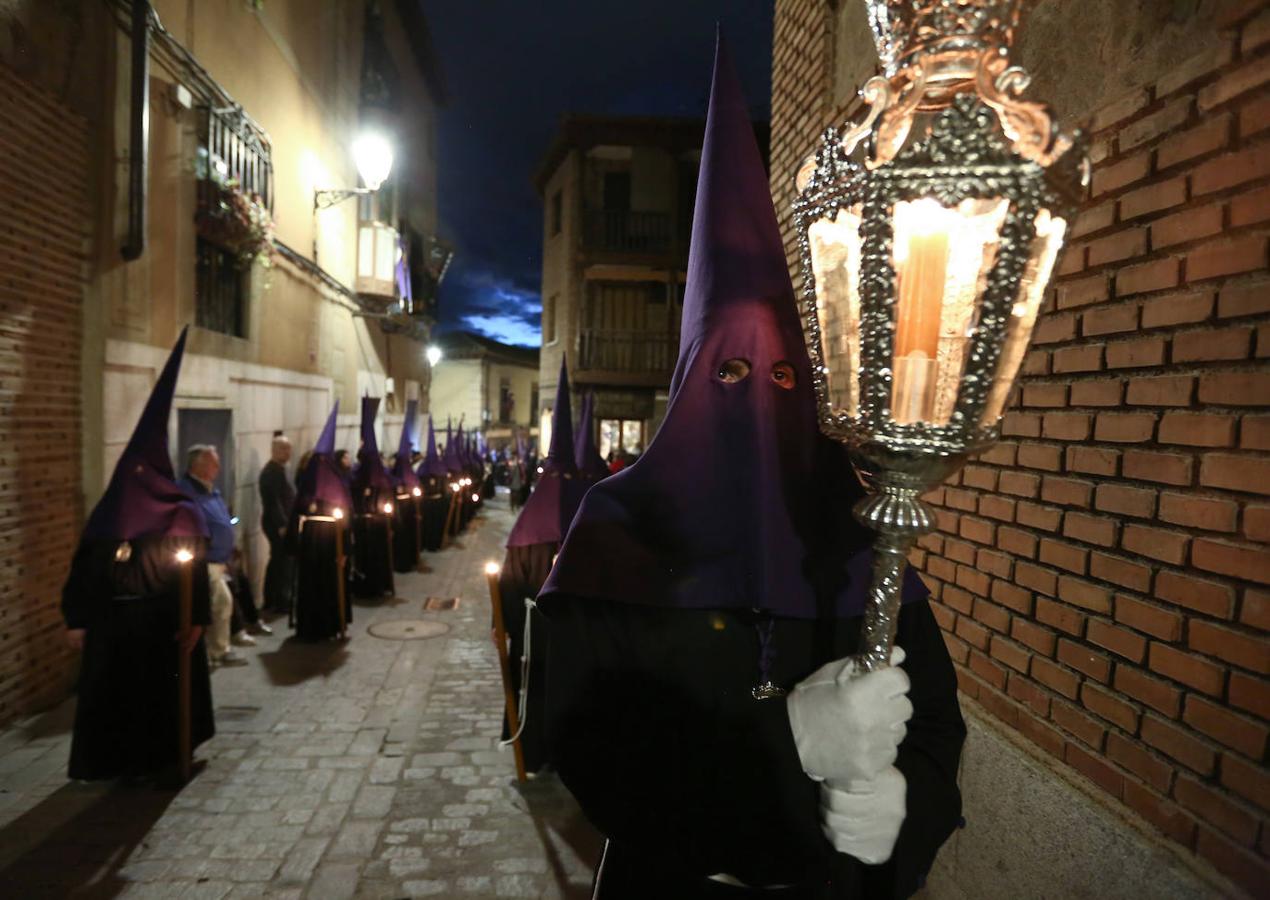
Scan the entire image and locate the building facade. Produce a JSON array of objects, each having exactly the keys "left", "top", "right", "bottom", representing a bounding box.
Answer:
[
  {"left": 427, "top": 332, "right": 539, "bottom": 447},
  {"left": 0, "top": 0, "right": 447, "bottom": 726},
  {"left": 771, "top": 0, "right": 1269, "bottom": 895}
]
